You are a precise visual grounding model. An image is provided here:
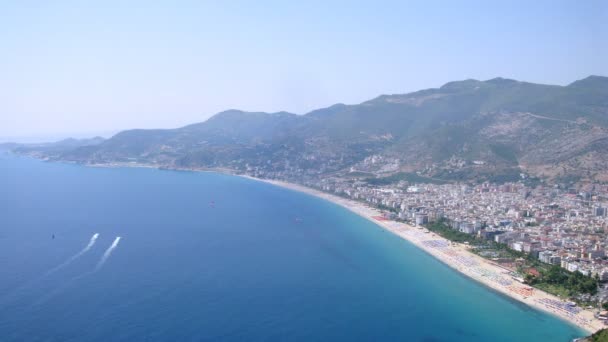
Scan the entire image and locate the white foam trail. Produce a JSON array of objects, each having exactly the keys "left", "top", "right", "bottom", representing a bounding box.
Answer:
[
  {"left": 32, "top": 236, "right": 123, "bottom": 307},
  {"left": 1, "top": 233, "right": 100, "bottom": 305},
  {"left": 95, "top": 236, "right": 121, "bottom": 271},
  {"left": 44, "top": 233, "right": 100, "bottom": 276}
]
